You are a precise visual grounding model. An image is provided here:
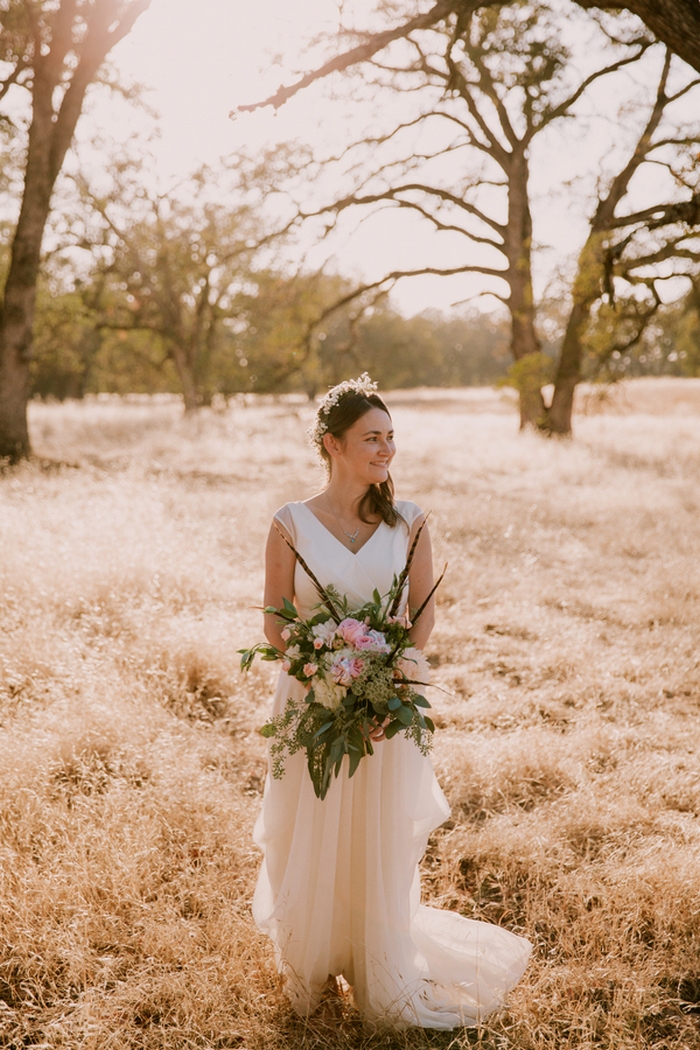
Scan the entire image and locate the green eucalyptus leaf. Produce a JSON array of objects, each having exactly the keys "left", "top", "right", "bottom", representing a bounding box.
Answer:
[
  {"left": 238, "top": 648, "right": 255, "bottom": 671},
  {"left": 348, "top": 747, "right": 364, "bottom": 778},
  {"left": 396, "top": 705, "right": 413, "bottom": 725},
  {"left": 384, "top": 719, "right": 402, "bottom": 739}
]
